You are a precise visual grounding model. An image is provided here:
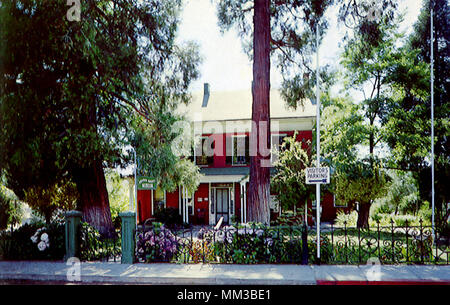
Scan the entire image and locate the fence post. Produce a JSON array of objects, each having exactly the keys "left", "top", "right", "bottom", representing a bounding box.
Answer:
[
  {"left": 64, "top": 210, "right": 82, "bottom": 261},
  {"left": 301, "top": 224, "right": 308, "bottom": 265},
  {"left": 120, "top": 211, "right": 136, "bottom": 264}
]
